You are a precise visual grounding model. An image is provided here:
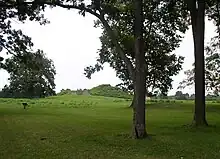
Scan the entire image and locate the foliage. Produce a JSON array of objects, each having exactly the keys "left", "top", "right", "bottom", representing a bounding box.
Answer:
[
  {"left": 76, "top": 89, "right": 84, "bottom": 95},
  {"left": 0, "top": 0, "right": 48, "bottom": 60},
  {"left": 1, "top": 1, "right": 188, "bottom": 96},
  {"left": 57, "top": 89, "right": 74, "bottom": 96},
  {"left": 174, "top": 91, "right": 189, "bottom": 100},
  {"left": 57, "top": 88, "right": 91, "bottom": 96},
  {"left": 89, "top": 84, "right": 132, "bottom": 99},
  {"left": 84, "top": 0, "right": 188, "bottom": 96},
  {"left": 0, "top": 0, "right": 51, "bottom": 98},
  {"left": 179, "top": 37, "right": 220, "bottom": 96},
  {"left": 0, "top": 50, "right": 56, "bottom": 98}
]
